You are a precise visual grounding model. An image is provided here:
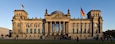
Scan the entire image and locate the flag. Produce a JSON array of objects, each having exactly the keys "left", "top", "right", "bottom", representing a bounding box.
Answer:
[
  {"left": 21, "top": 4, "right": 24, "bottom": 8},
  {"left": 80, "top": 8, "right": 86, "bottom": 17},
  {"left": 21, "top": 4, "right": 24, "bottom": 10}
]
